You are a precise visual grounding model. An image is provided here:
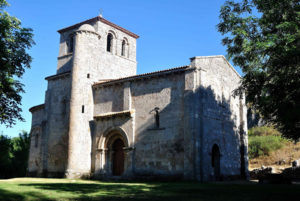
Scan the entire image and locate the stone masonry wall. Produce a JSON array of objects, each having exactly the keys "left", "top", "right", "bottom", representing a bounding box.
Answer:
[
  {"left": 92, "top": 72, "right": 188, "bottom": 179},
  {"left": 28, "top": 108, "right": 45, "bottom": 175},
  {"left": 131, "top": 74, "right": 186, "bottom": 178},
  {"left": 192, "top": 56, "right": 248, "bottom": 181},
  {"left": 43, "top": 76, "right": 71, "bottom": 176}
]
